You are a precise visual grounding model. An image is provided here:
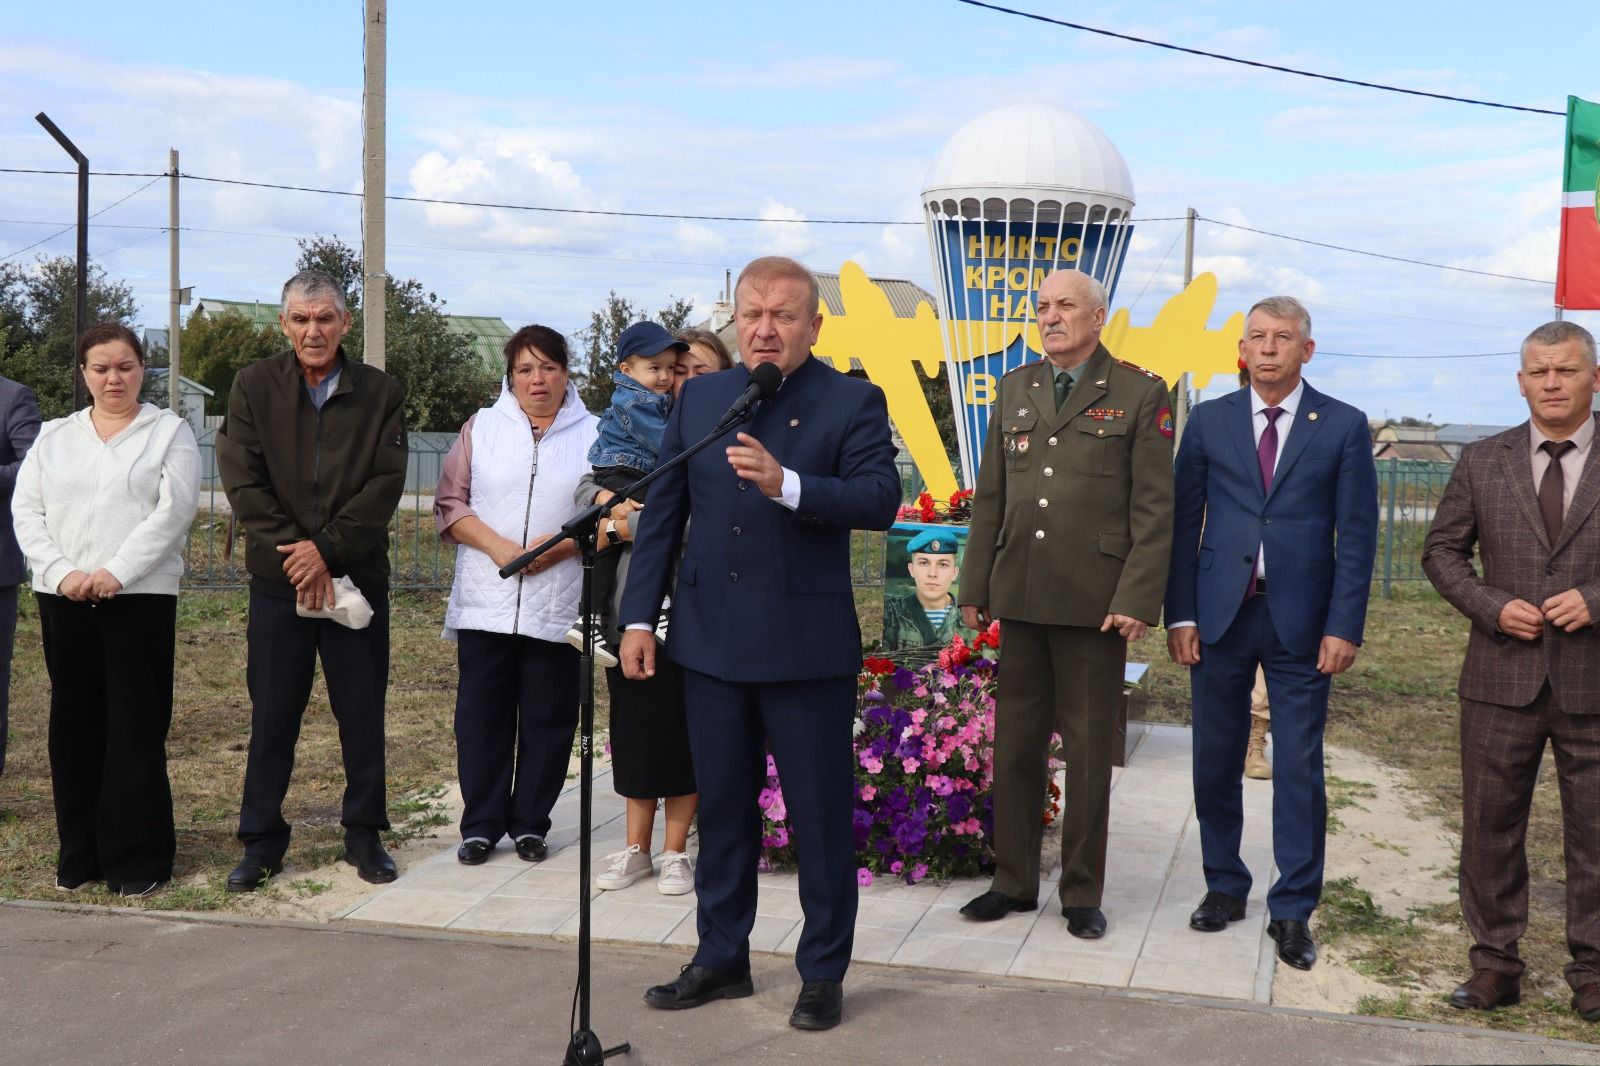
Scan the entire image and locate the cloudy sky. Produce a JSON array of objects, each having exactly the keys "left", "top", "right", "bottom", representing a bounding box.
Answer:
[{"left": 2, "top": 1, "right": 1596, "bottom": 424}]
